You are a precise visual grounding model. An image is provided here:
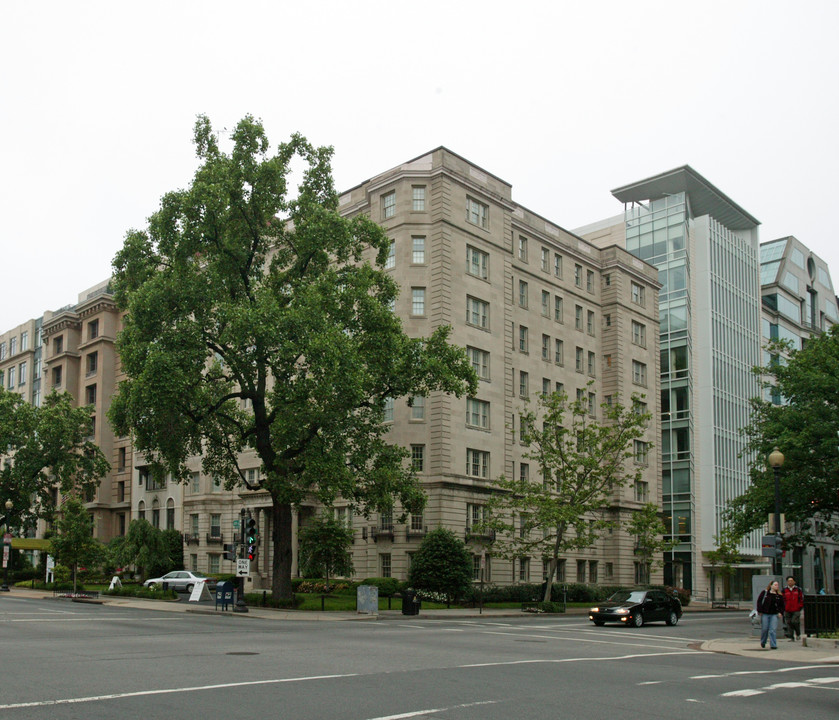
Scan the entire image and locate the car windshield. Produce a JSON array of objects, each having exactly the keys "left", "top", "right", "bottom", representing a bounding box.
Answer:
[{"left": 608, "top": 591, "right": 646, "bottom": 604}]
